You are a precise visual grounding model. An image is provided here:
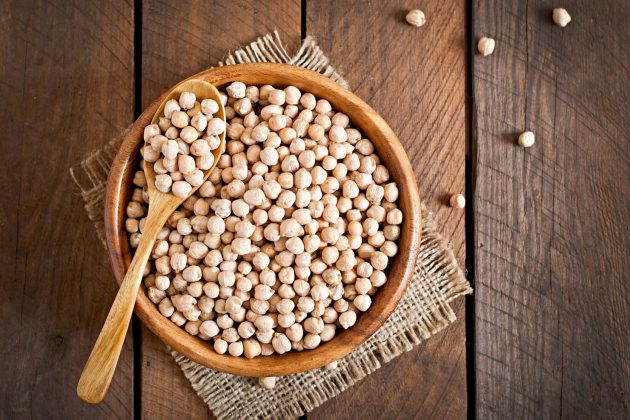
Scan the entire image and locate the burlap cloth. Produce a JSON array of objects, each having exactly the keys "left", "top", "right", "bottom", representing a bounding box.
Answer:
[{"left": 70, "top": 32, "right": 472, "bottom": 420}]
